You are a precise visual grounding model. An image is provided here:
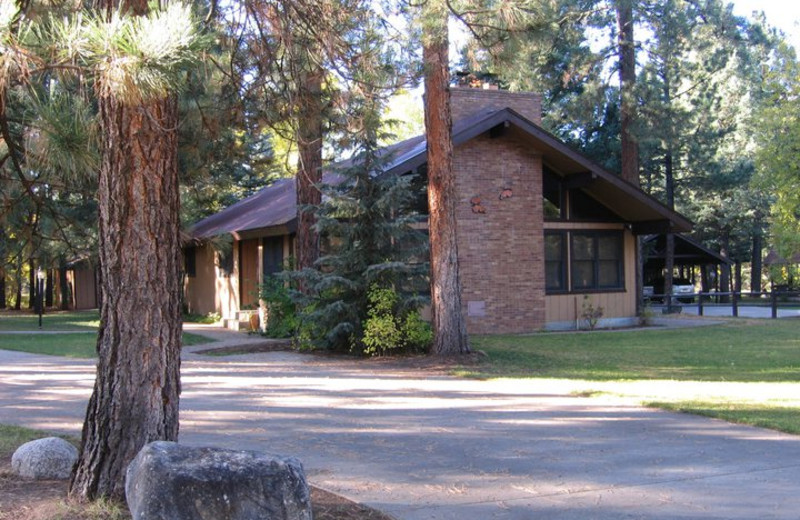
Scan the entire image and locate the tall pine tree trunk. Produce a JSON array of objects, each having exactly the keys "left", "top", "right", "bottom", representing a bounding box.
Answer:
[
  {"left": 45, "top": 269, "right": 53, "bottom": 308},
  {"left": 0, "top": 227, "right": 5, "bottom": 309},
  {"left": 28, "top": 257, "right": 35, "bottom": 310},
  {"left": 295, "top": 69, "right": 324, "bottom": 274},
  {"left": 59, "top": 259, "right": 70, "bottom": 310},
  {"left": 719, "top": 234, "right": 731, "bottom": 303},
  {"left": 70, "top": 0, "right": 182, "bottom": 500},
  {"left": 751, "top": 214, "right": 763, "bottom": 294},
  {"left": 616, "top": 0, "right": 639, "bottom": 186},
  {"left": 660, "top": 63, "right": 679, "bottom": 311},
  {"left": 13, "top": 253, "right": 21, "bottom": 310},
  {"left": 423, "top": 2, "right": 469, "bottom": 355}
]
